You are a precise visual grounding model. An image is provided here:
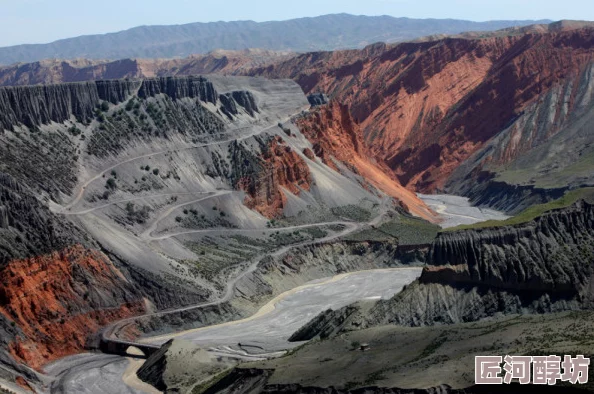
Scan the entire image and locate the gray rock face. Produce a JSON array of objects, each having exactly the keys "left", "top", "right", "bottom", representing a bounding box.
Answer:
[
  {"left": 138, "top": 76, "right": 218, "bottom": 103},
  {"left": 108, "top": 253, "right": 211, "bottom": 311},
  {"left": 291, "top": 201, "right": 594, "bottom": 338},
  {"left": 288, "top": 304, "right": 362, "bottom": 342},
  {"left": 422, "top": 201, "right": 594, "bottom": 291},
  {"left": 0, "top": 80, "right": 137, "bottom": 130},
  {"left": 95, "top": 79, "right": 138, "bottom": 104},
  {"left": 386, "top": 202, "right": 594, "bottom": 324},
  {"left": 219, "top": 90, "right": 259, "bottom": 118},
  {"left": 136, "top": 340, "right": 172, "bottom": 391},
  {"left": 232, "top": 90, "right": 258, "bottom": 116},
  {"left": 0, "top": 172, "right": 84, "bottom": 265},
  {"left": 307, "top": 93, "right": 329, "bottom": 107},
  {"left": 447, "top": 177, "right": 568, "bottom": 214}
]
